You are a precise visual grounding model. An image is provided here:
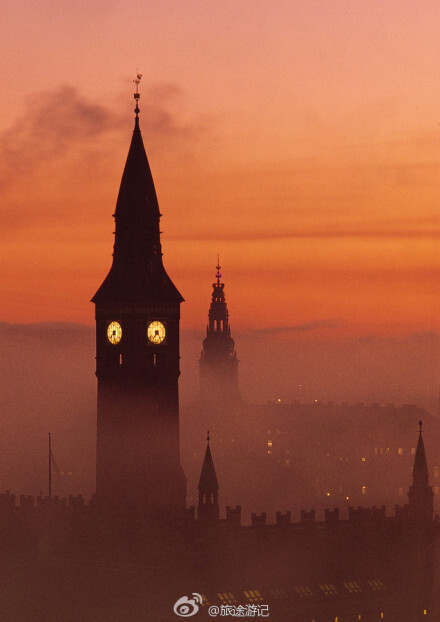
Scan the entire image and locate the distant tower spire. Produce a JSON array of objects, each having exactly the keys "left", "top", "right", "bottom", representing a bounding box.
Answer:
[
  {"left": 408, "top": 420, "right": 434, "bottom": 522},
  {"left": 199, "top": 261, "right": 240, "bottom": 405},
  {"left": 197, "top": 433, "right": 219, "bottom": 524}
]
